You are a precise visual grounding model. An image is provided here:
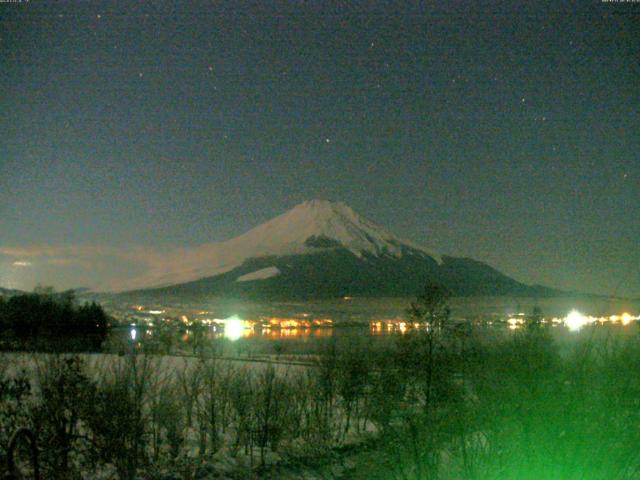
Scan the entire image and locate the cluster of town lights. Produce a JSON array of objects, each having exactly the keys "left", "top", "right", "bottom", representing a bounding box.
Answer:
[
  {"left": 506, "top": 311, "right": 638, "bottom": 332},
  {"left": 560, "top": 310, "right": 637, "bottom": 332},
  {"left": 370, "top": 320, "right": 423, "bottom": 334},
  {"left": 127, "top": 305, "right": 637, "bottom": 340},
  {"left": 370, "top": 313, "right": 639, "bottom": 335},
  {"left": 206, "top": 316, "right": 333, "bottom": 341}
]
